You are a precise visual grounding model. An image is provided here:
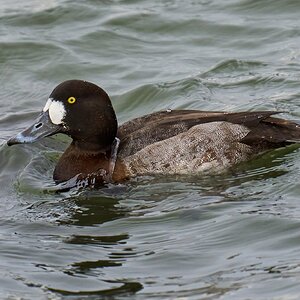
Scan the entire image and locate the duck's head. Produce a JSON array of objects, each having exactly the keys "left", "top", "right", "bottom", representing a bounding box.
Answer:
[{"left": 7, "top": 80, "right": 118, "bottom": 151}]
